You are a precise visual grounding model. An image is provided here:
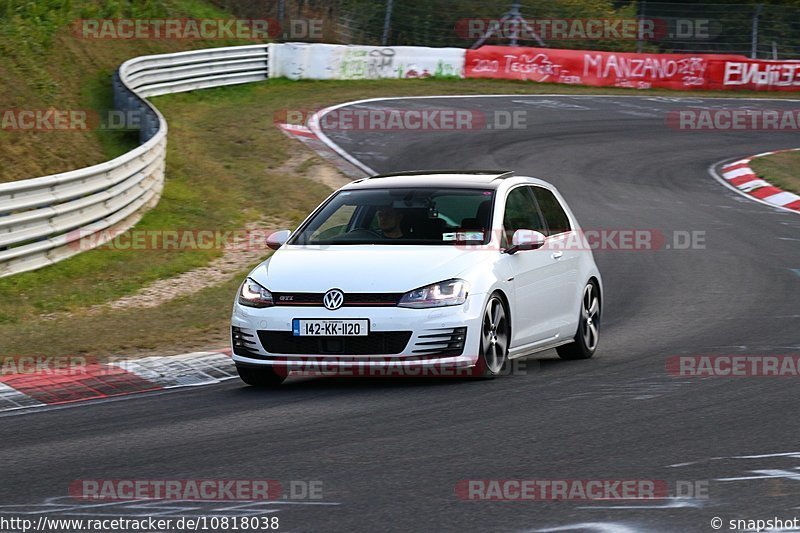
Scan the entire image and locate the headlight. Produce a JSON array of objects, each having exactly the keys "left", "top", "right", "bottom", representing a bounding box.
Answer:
[
  {"left": 398, "top": 279, "right": 469, "bottom": 308},
  {"left": 238, "top": 278, "right": 274, "bottom": 308}
]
